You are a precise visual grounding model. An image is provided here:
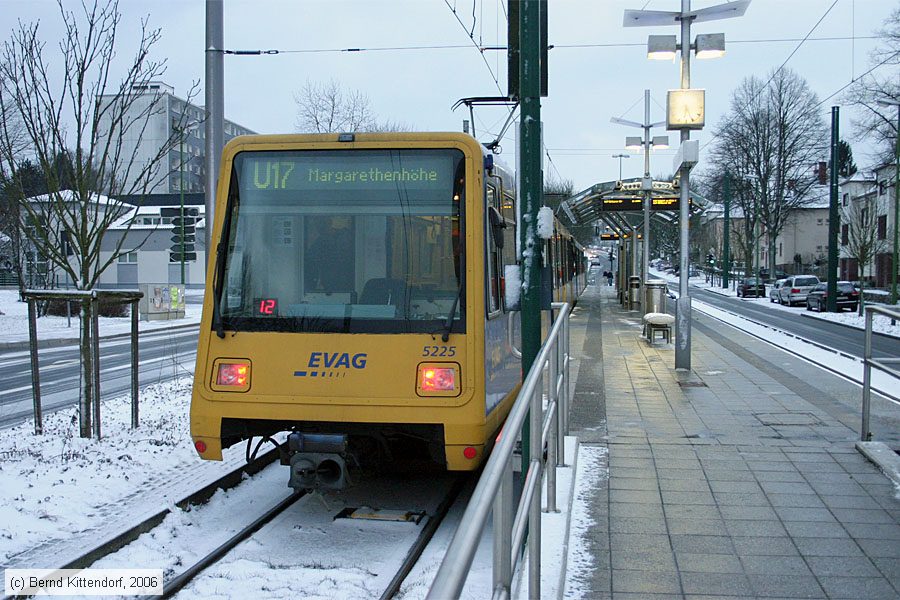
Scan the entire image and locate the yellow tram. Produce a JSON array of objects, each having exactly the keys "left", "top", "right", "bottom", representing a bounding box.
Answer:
[{"left": 190, "top": 132, "right": 585, "bottom": 490}]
